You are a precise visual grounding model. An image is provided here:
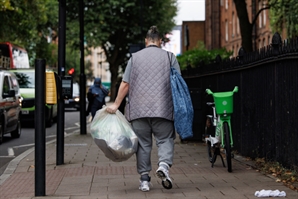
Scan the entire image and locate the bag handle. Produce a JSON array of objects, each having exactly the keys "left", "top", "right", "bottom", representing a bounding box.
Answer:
[{"left": 167, "top": 52, "right": 172, "bottom": 68}]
